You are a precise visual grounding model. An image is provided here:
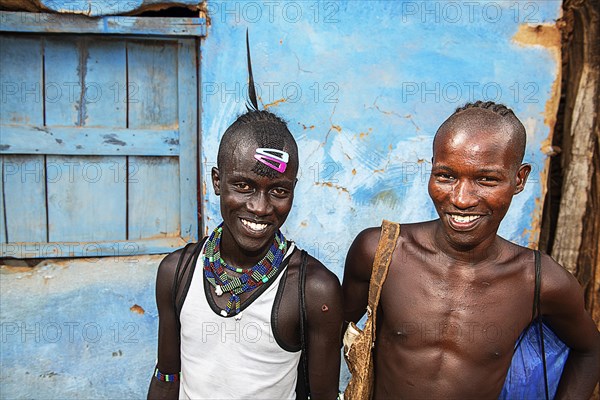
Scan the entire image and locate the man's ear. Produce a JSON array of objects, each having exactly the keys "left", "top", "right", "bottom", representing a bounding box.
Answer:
[
  {"left": 514, "top": 163, "right": 531, "bottom": 195},
  {"left": 212, "top": 167, "right": 221, "bottom": 195}
]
